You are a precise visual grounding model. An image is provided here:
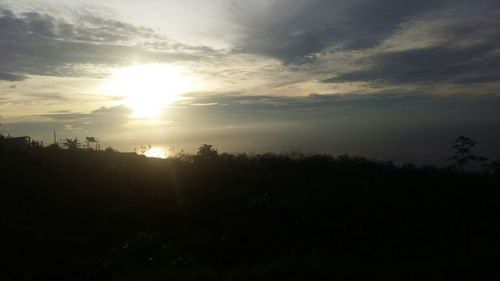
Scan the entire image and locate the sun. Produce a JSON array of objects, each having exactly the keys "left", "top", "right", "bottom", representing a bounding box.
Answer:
[
  {"left": 144, "top": 147, "right": 168, "bottom": 159},
  {"left": 104, "top": 64, "right": 197, "bottom": 118}
]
